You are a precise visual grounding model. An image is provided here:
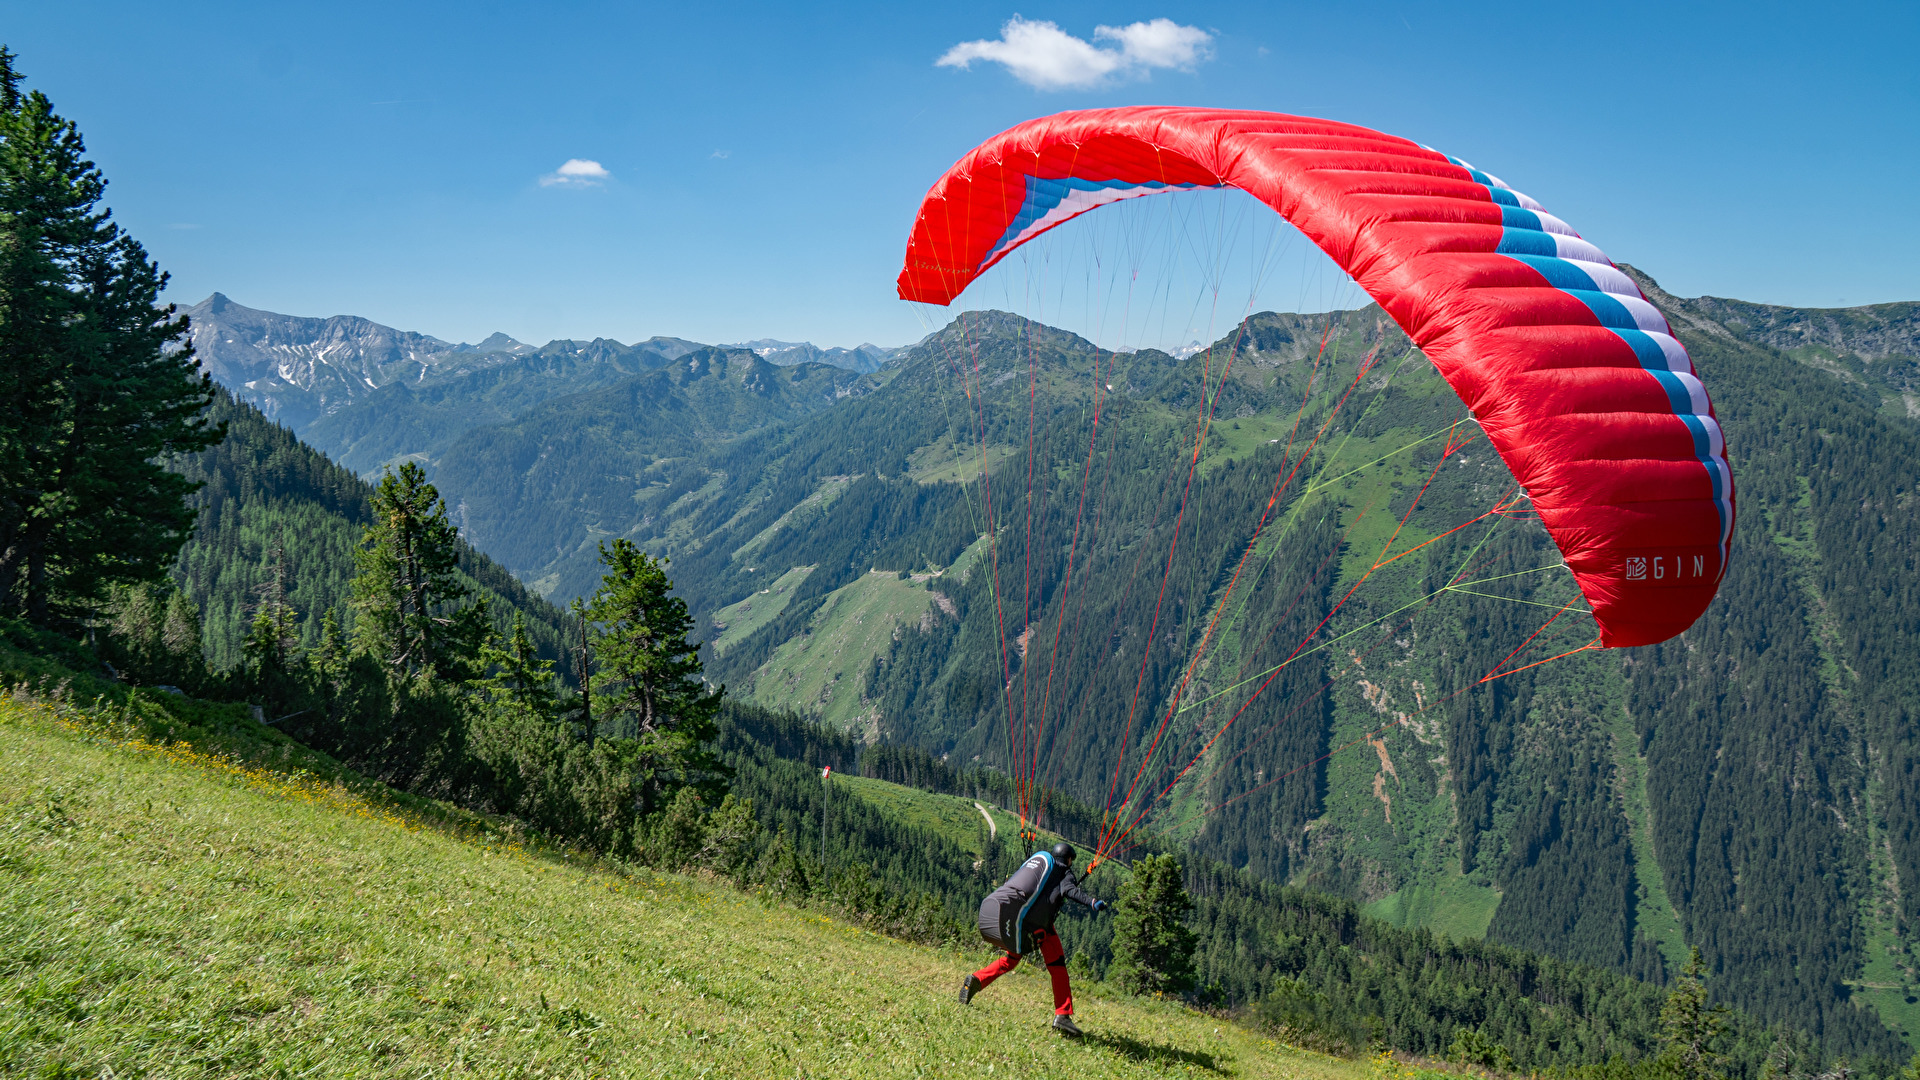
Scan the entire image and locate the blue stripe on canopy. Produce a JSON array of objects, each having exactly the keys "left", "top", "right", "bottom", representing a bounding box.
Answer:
[
  {"left": 988, "top": 176, "right": 1201, "bottom": 268},
  {"left": 1565, "top": 289, "right": 1638, "bottom": 330},
  {"left": 1507, "top": 254, "right": 1601, "bottom": 292},
  {"left": 1496, "top": 228, "right": 1558, "bottom": 256},
  {"left": 1612, "top": 328, "right": 1676, "bottom": 372},
  {"left": 1500, "top": 205, "right": 1545, "bottom": 231}
]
